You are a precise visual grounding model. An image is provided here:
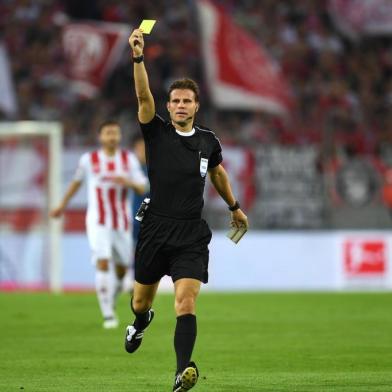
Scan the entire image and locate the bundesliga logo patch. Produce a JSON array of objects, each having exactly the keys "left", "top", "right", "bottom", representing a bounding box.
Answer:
[{"left": 200, "top": 158, "right": 208, "bottom": 178}]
